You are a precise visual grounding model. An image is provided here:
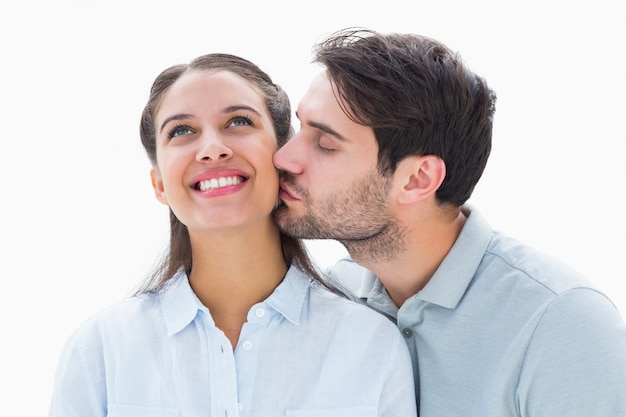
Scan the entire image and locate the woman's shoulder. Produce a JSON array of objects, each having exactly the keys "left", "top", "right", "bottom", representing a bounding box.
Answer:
[{"left": 67, "top": 293, "right": 163, "bottom": 344}]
